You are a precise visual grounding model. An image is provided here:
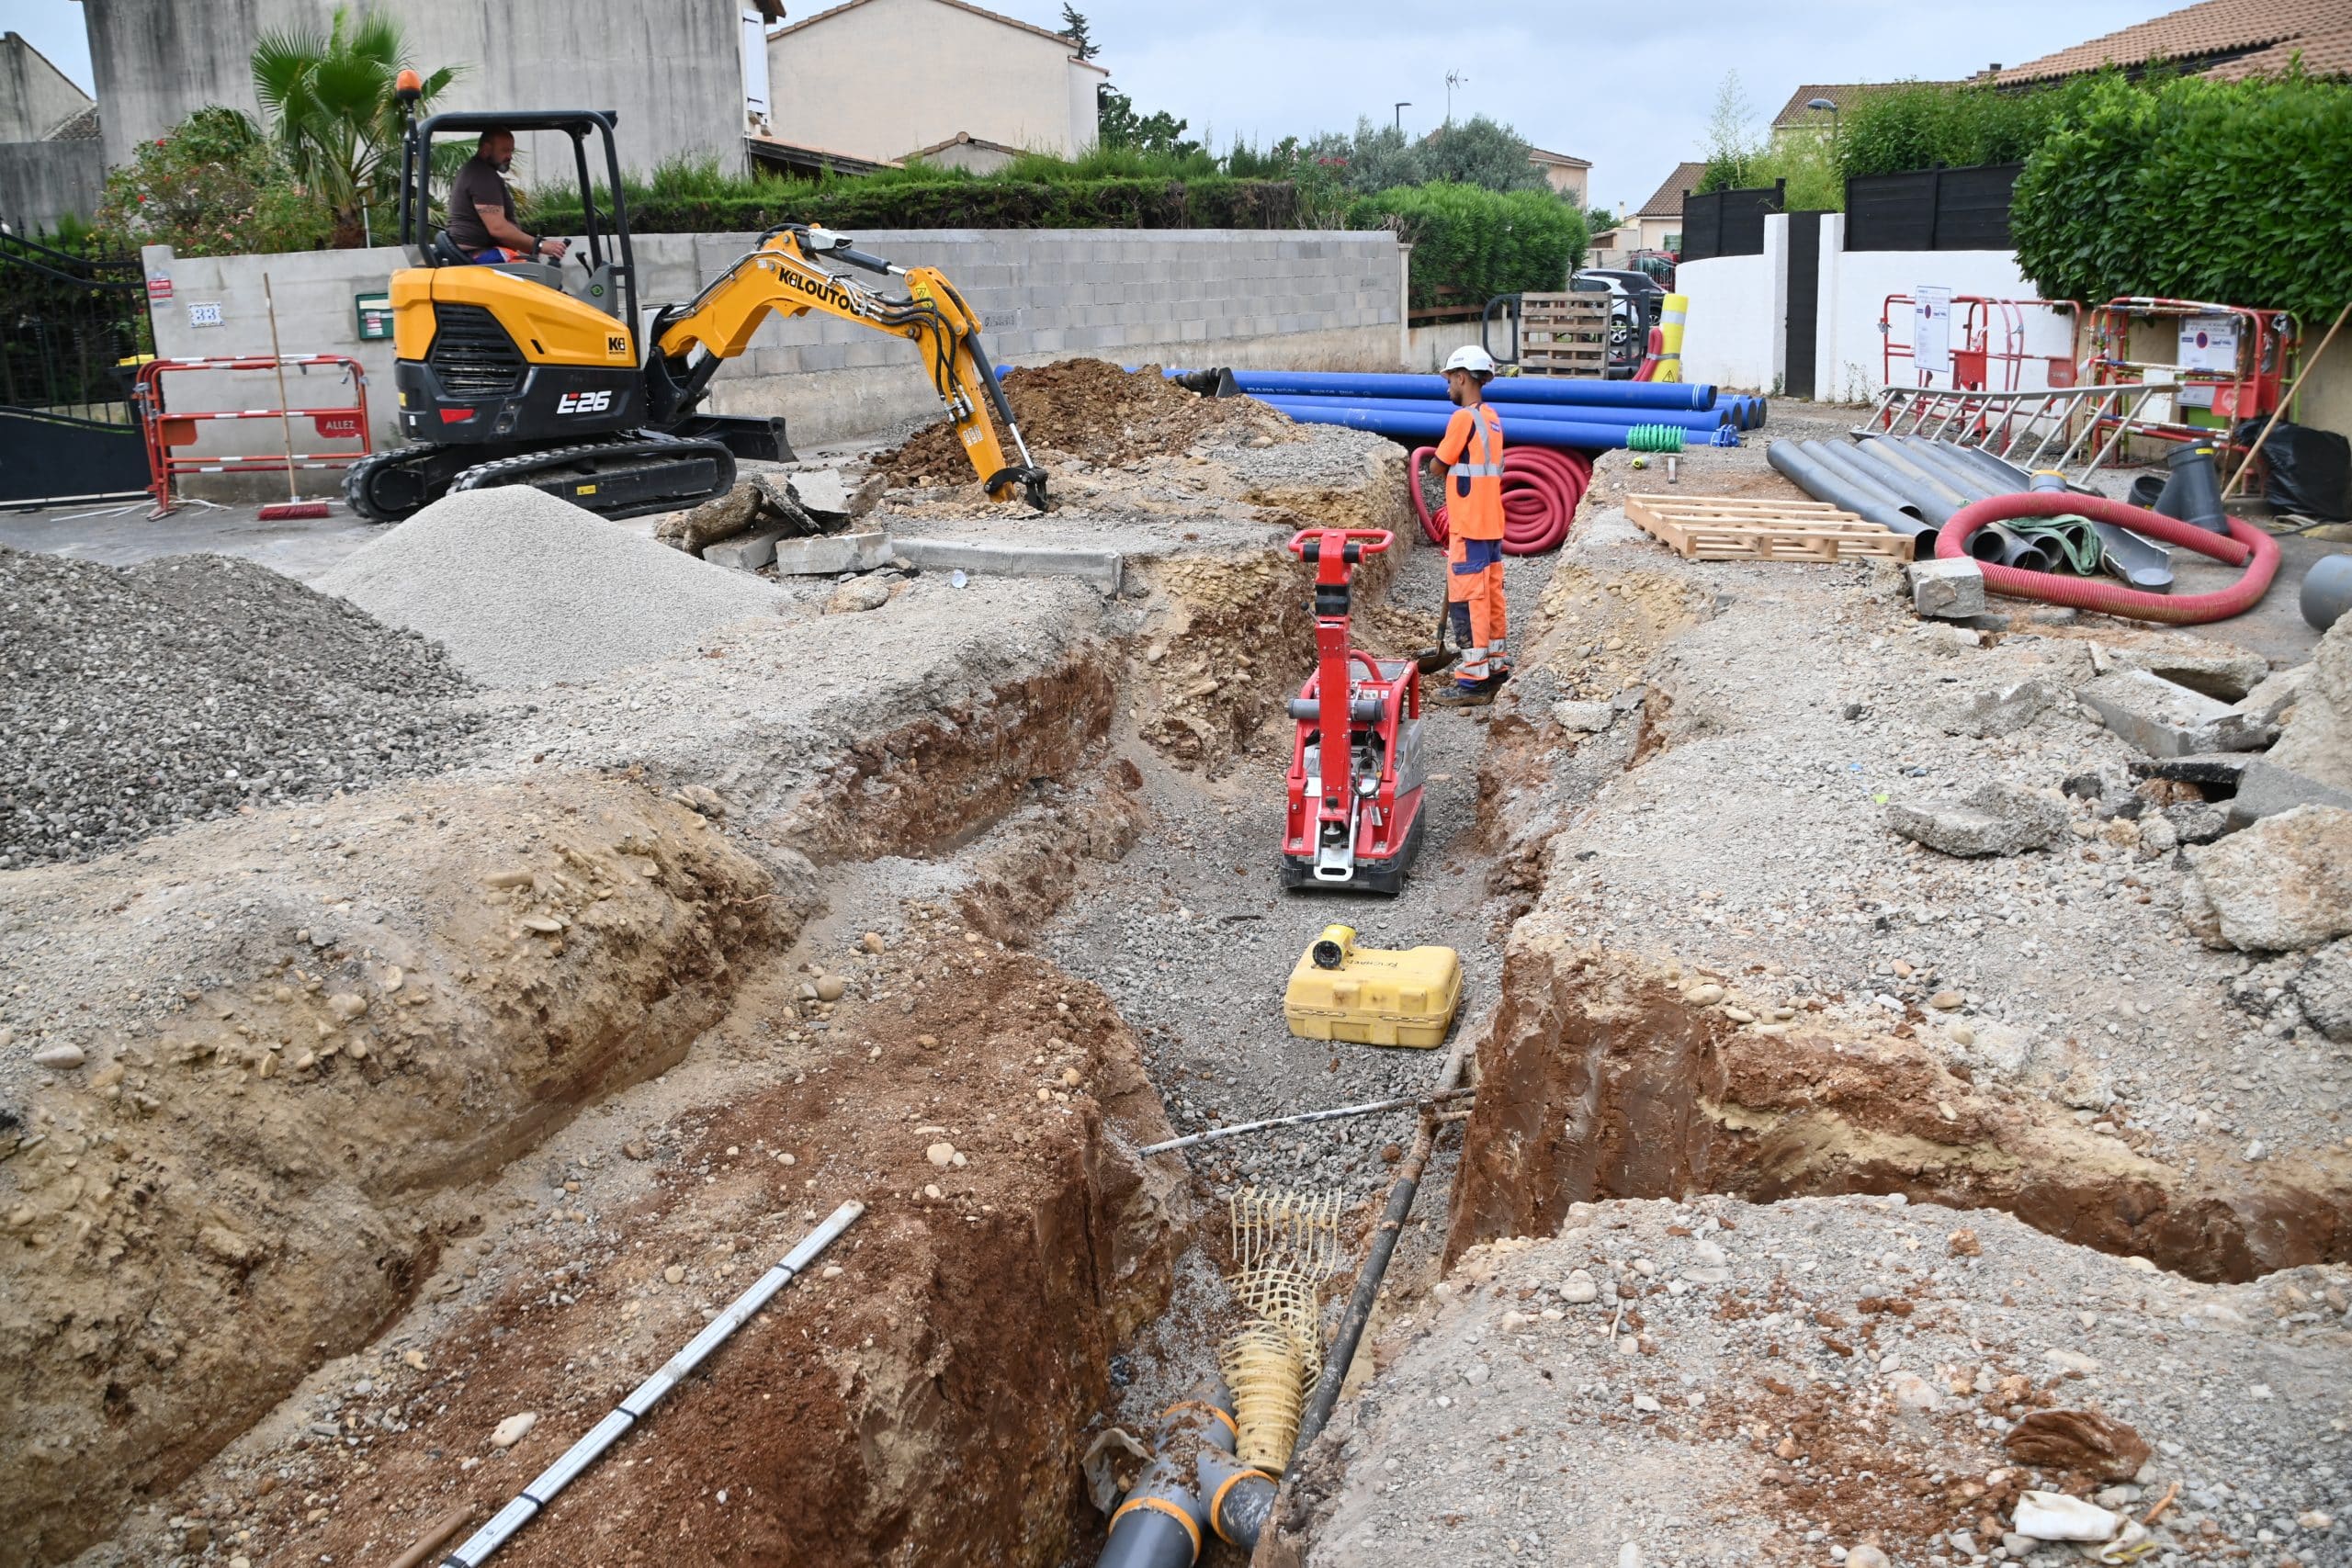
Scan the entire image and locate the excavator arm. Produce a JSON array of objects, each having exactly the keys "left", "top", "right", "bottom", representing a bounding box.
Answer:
[{"left": 645, "top": 226, "right": 1049, "bottom": 511}]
